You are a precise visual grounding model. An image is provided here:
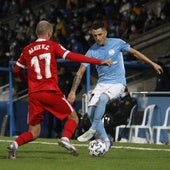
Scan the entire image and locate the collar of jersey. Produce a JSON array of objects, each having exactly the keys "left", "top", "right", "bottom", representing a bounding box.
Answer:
[{"left": 36, "top": 38, "right": 47, "bottom": 42}]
